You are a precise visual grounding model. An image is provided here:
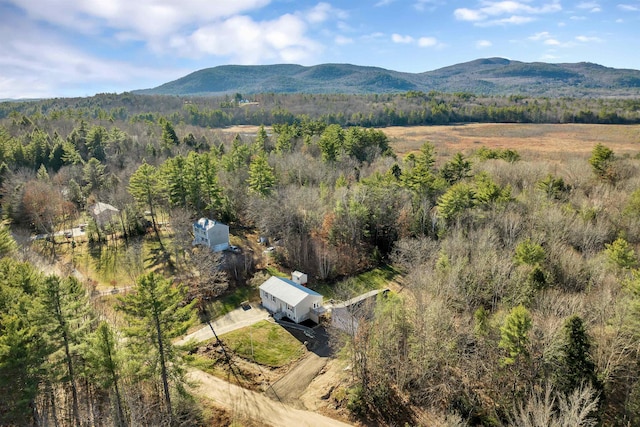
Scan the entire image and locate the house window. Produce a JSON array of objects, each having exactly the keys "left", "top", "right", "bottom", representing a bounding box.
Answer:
[{"left": 272, "top": 295, "right": 275, "bottom": 302}]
